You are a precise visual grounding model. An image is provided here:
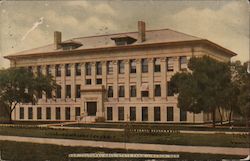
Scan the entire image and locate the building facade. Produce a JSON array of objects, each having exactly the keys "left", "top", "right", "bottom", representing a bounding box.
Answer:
[{"left": 5, "top": 21, "right": 236, "bottom": 123}]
